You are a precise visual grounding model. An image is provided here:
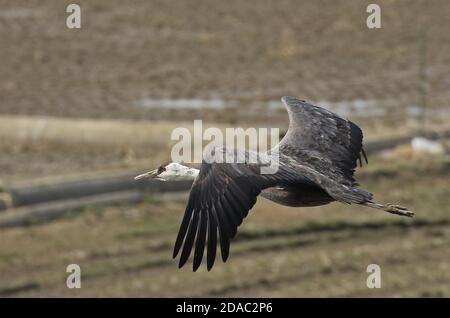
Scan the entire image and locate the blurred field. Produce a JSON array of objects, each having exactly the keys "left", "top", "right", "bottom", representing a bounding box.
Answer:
[
  {"left": 1, "top": 0, "right": 449, "bottom": 123},
  {"left": 0, "top": 115, "right": 275, "bottom": 183},
  {"left": 1, "top": 114, "right": 449, "bottom": 184},
  {"left": 1, "top": 0, "right": 449, "bottom": 184},
  {"left": 0, "top": 155, "right": 449, "bottom": 297},
  {"left": 0, "top": 0, "right": 449, "bottom": 298}
]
